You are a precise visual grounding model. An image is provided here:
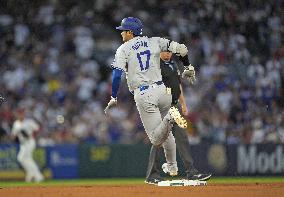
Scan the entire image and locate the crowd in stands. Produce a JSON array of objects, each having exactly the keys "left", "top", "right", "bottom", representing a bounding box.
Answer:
[{"left": 0, "top": 0, "right": 283, "bottom": 145}]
